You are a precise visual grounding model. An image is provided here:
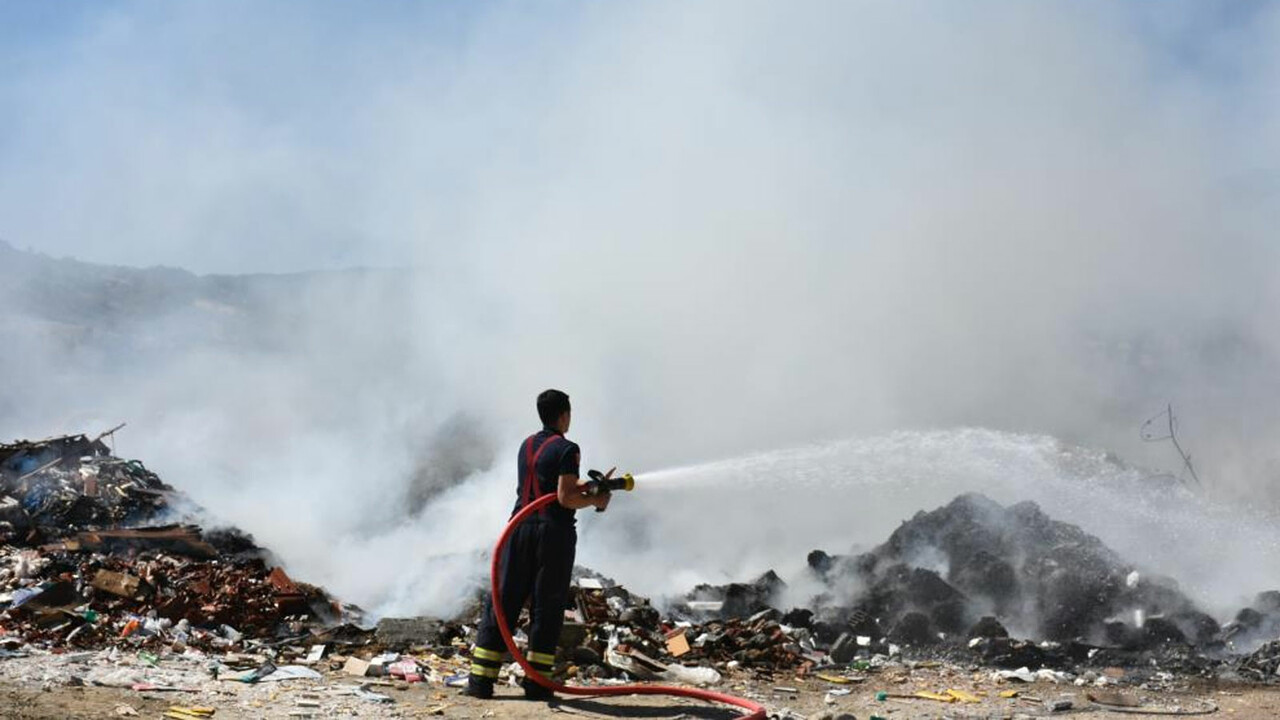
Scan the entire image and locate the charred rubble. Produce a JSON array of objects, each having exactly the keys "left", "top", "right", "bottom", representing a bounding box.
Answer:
[
  {"left": 524, "top": 493, "right": 1280, "bottom": 685},
  {"left": 8, "top": 433, "right": 1280, "bottom": 689},
  {"left": 0, "top": 431, "right": 362, "bottom": 652},
  {"left": 804, "top": 493, "right": 1215, "bottom": 650}
]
